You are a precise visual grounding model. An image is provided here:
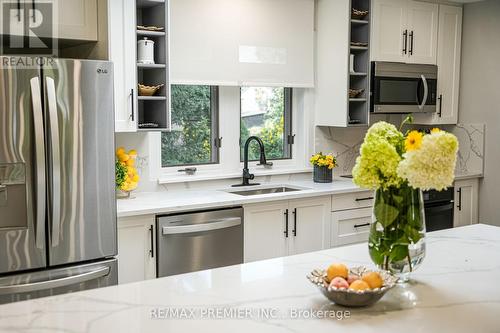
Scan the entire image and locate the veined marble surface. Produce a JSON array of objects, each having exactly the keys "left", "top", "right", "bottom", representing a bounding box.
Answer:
[
  {"left": 448, "top": 124, "right": 485, "bottom": 177},
  {"left": 117, "top": 178, "right": 366, "bottom": 217},
  {"left": 0, "top": 224, "right": 499, "bottom": 333}
]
